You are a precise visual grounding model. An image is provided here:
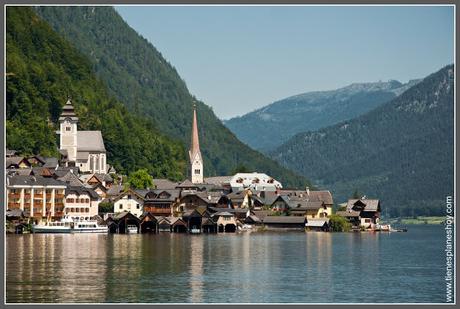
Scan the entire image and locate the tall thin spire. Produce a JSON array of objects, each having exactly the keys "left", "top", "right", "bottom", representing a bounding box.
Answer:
[
  {"left": 190, "top": 103, "right": 200, "bottom": 158},
  {"left": 189, "top": 103, "right": 203, "bottom": 184}
]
